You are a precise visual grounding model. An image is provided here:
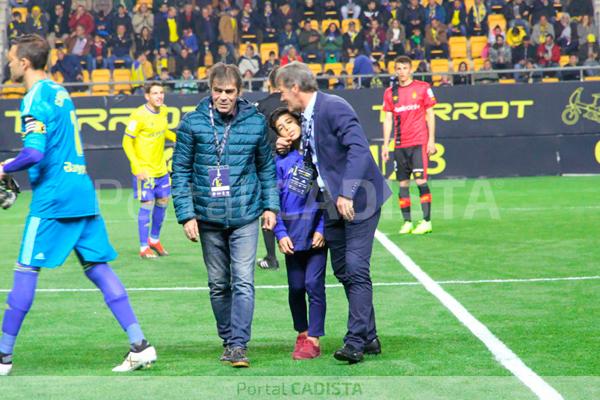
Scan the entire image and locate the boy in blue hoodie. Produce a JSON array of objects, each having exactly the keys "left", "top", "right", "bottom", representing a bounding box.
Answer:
[{"left": 270, "top": 108, "right": 327, "bottom": 360}]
